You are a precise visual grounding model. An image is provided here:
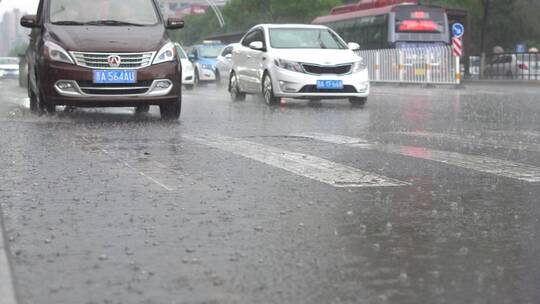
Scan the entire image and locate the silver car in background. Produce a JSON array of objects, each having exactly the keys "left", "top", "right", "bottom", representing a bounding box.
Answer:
[
  {"left": 485, "top": 53, "right": 540, "bottom": 80},
  {"left": 216, "top": 43, "right": 238, "bottom": 85}
]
